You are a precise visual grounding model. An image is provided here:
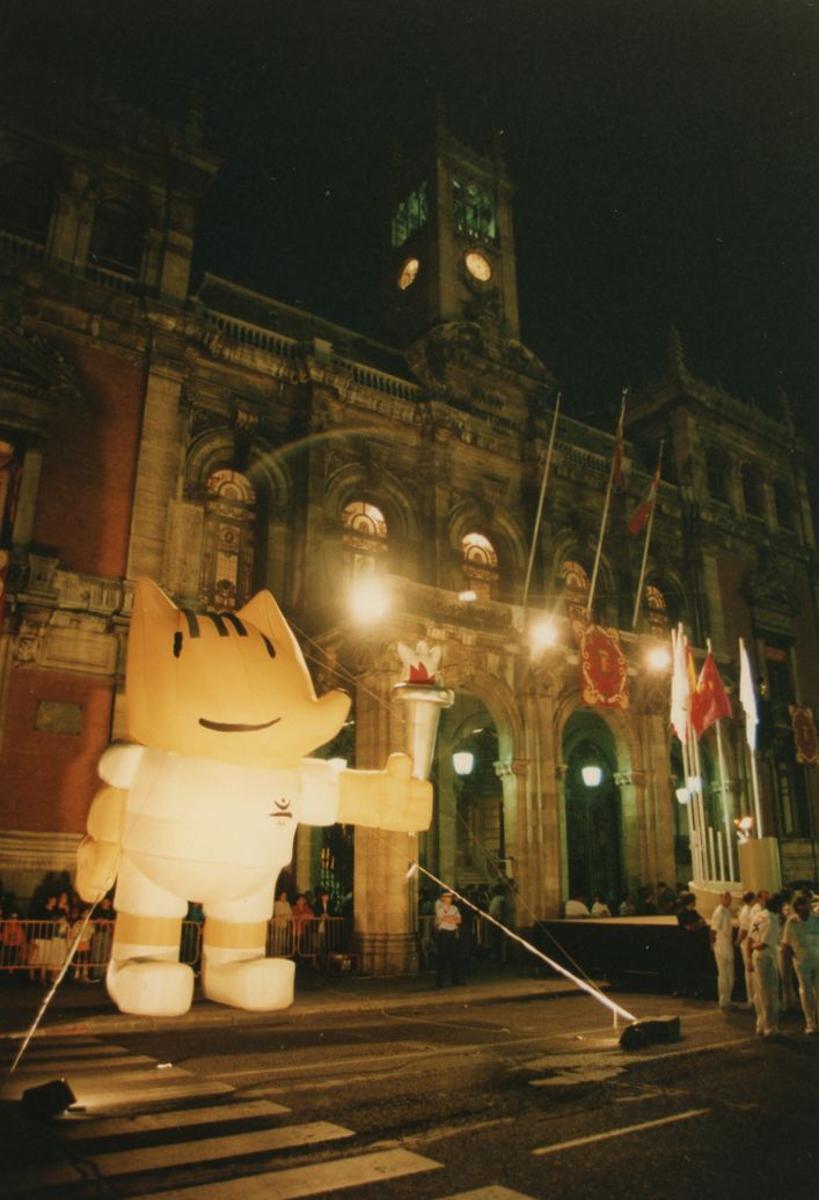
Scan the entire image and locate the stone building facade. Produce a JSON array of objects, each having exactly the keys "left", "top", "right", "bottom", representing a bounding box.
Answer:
[{"left": 1, "top": 80, "right": 817, "bottom": 971}]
